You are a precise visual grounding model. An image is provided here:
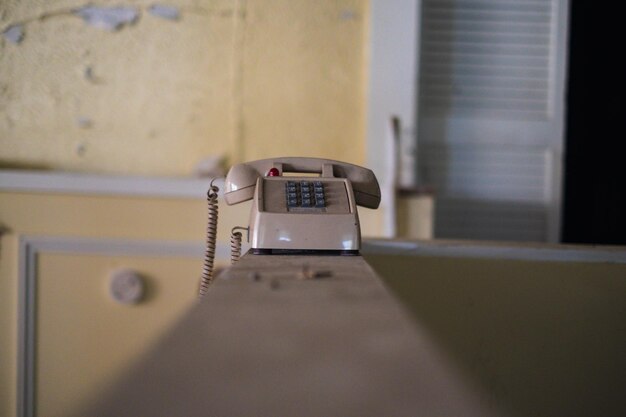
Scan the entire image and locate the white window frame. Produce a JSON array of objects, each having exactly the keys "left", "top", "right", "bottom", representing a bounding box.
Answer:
[
  {"left": 366, "top": 0, "right": 421, "bottom": 237},
  {"left": 366, "top": 0, "right": 569, "bottom": 242}
]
